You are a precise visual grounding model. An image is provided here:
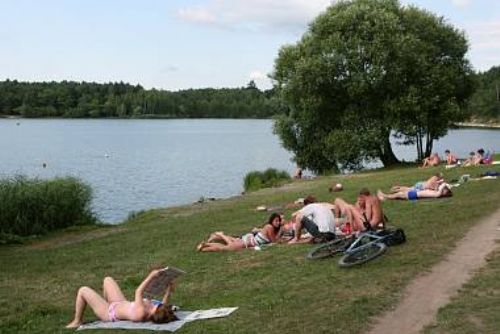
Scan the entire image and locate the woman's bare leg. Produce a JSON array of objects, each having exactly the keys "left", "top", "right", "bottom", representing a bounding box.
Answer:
[
  {"left": 66, "top": 286, "right": 109, "bottom": 328},
  {"left": 213, "top": 232, "right": 239, "bottom": 244},
  {"left": 200, "top": 240, "right": 245, "bottom": 252},
  {"left": 103, "top": 277, "right": 127, "bottom": 303}
]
